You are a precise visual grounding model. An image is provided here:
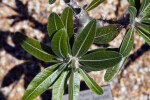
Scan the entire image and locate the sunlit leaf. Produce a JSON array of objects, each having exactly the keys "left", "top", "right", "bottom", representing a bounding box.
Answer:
[
  {"left": 16, "top": 32, "right": 59, "bottom": 62},
  {"left": 61, "top": 7, "right": 74, "bottom": 42},
  {"left": 52, "top": 69, "right": 70, "bottom": 100},
  {"left": 120, "top": 28, "right": 134, "bottom": 57},
  {"left": 139, "top": 0, "right": 150, "bottom": 18},
  {"left": 22, "top": 63, "right": 67, "bottom": 100},
  {"left": 52, "top": 28, "right": 70, "bottom": 58},
  {"left": 129, "top": 0, "right": 140, "bottom": 12},
  {"left": 138, "top": 24, "right": 150, "bottom": 35},
  {"left": 69, "top": 69, "right": 80, "bottom": 100},
  {"left": 72, "top": 19, "right": 97, "bottom": 57},
  {"left": 128, "top": 6, "right": 137, "bottom": 24},
  {"left": 79, "top": 51, "right": 122, "bottom": 71},
  {"left": 47, "top": 13, "right": 64, "bottom": 38},
  {"left": 104, "top": 57, "right": 127, "bottom": 81},
  {"left": 94, "top": 24, "right": 122, "bottom": 44},
  {"left": 79, "top": 68, "right": 103, "bottom": 95},
  {"left": 136, "top": 28, "right": 150, "bottom": 45},
  {"left": 141, "top": 13, "right": 150, "bottom": 24},
  {"left": 85, "top": 0, "right": 106, "bottom": 11}
]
